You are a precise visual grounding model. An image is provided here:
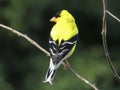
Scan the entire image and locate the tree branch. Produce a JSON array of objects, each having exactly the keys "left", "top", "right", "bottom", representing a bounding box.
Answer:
[
  {"left": 69, "top": 67, "right": 99, "bottom": 90},
  {"left": 0, "top": 24, "right": 50, "bottom": 56},
  {"left": 106, "top": 10, "right": 120, "bottom": 23},
  {"left": 0, "top": 23, "right": 99, "bottom": 90},
  {"left": 102, "top": 0, "right": 120, "bottom": 82}
]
